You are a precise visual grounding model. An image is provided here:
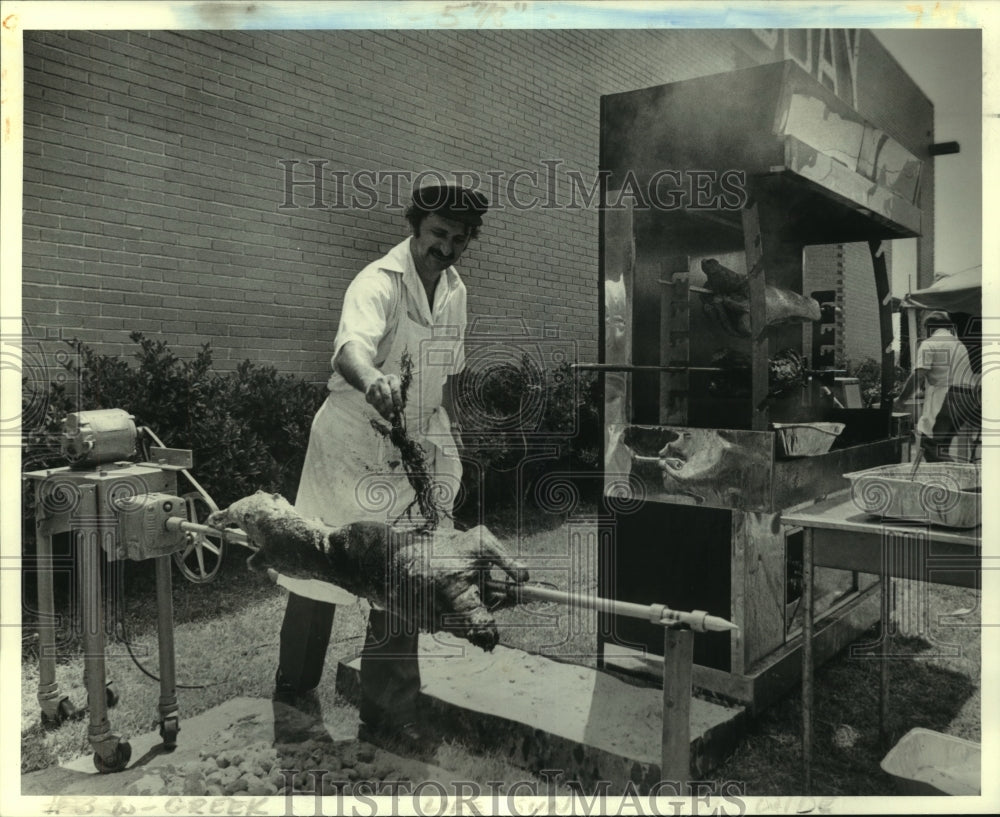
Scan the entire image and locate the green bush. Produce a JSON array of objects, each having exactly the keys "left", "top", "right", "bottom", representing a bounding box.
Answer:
[
  {"left": 454, "top": 357, "right": 601, "bottom": 514},
  {"left": 23, "top": 335, "right": 602, "bottom": 532},
  {"left": 845, "top": 356, "right": 908, "bottom": 408},
  {"left": 23, "top": 332, "right": 327, "bottom": 509}
]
